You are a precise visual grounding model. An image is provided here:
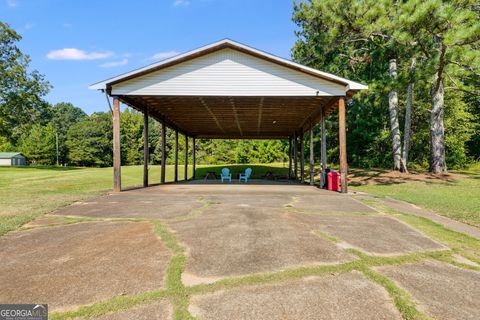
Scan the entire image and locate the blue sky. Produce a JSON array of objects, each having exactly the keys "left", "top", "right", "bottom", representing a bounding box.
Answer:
[{"left": 1, "top": 0, "right": 298, "bottom": 114}]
